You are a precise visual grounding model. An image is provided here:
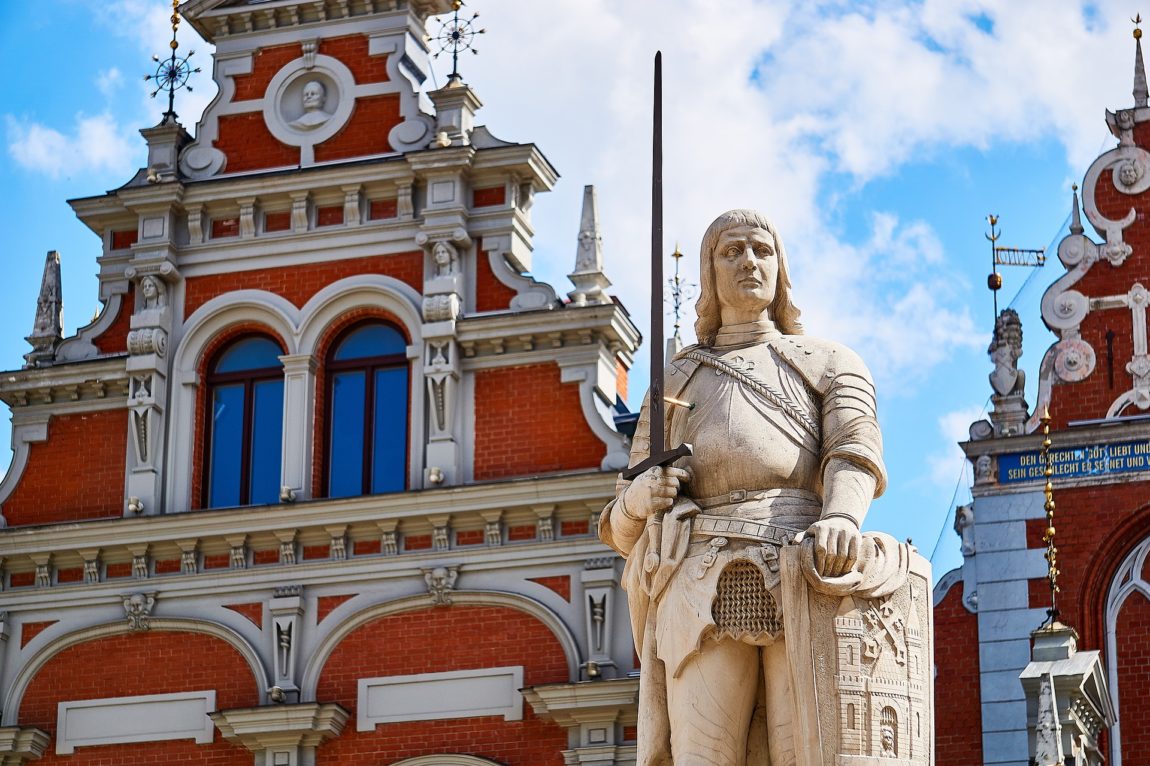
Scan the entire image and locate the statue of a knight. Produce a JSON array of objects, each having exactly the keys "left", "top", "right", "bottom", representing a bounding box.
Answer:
[{"left": 599, "top": 209, "right": 888, "bottom": 766}]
